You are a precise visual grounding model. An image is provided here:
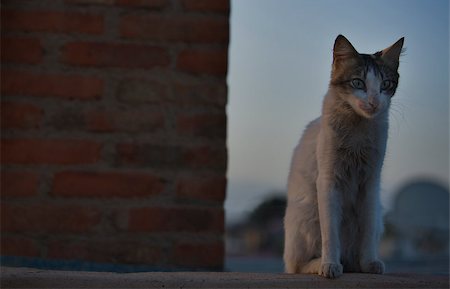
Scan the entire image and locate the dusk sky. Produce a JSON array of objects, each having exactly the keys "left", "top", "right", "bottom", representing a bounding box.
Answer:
[{"left": 226, "top": 0, "right": 449, "bottom": 223}]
